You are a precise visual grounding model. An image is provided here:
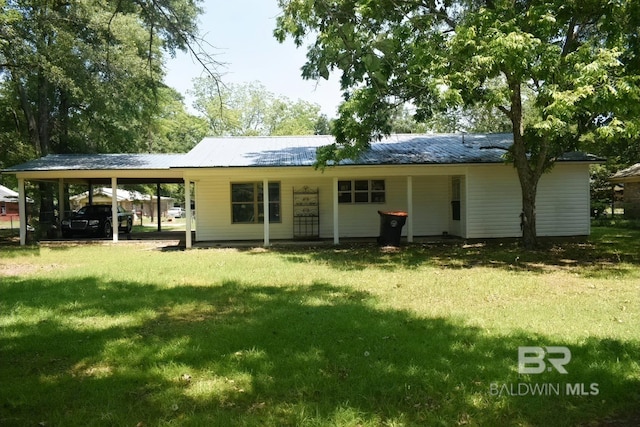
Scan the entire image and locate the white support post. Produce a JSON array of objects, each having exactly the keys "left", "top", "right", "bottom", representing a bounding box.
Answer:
[
  {"left": 263, "top": 179, "right": 270, "bottom": 247},
  {"left": 185, "top": 179, "right": 192, "bottom": 249},
  {"left": 111, "top": 177, "right": 118, "bottom": 242},
  {"left": 407, "top": 175, "right": 414, "bottom": 243},
  {"left": 333, "top": 177, "right": 339, "bottom": 245},
  {"left": 18, "top": 177, "right": 26, "bottom": 246}
]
